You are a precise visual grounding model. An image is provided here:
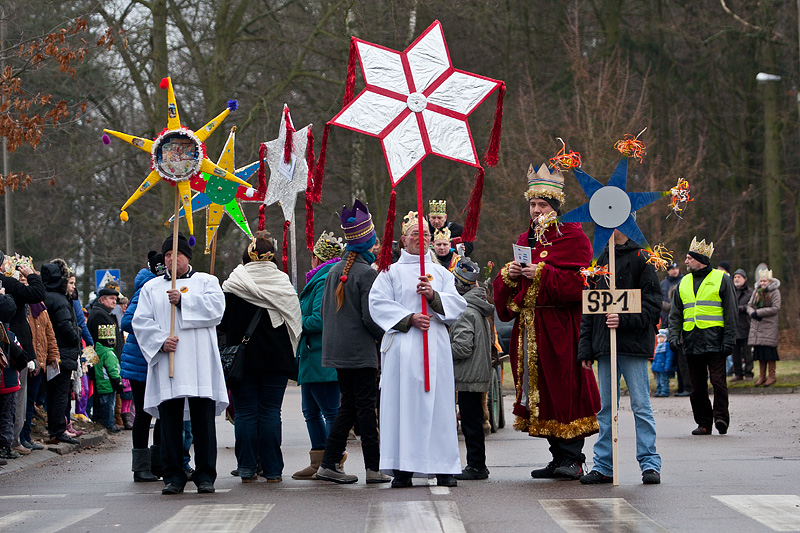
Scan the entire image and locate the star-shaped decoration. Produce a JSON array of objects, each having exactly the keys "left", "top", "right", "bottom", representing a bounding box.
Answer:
[
  {"left": 559, "top": 158, "right": 666, "bottom": 262},
  {"left": 330, "top": 20, "right": 503, "bottom": 185},
  {"left": 264, "top": 104, "right": 311, "bottom": 222},
  {"left": 103, "top": 76, "right": 251, "bottom": 244},
  {"left": 170, "top": 127, "right": 265, "bottom": 253}
]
